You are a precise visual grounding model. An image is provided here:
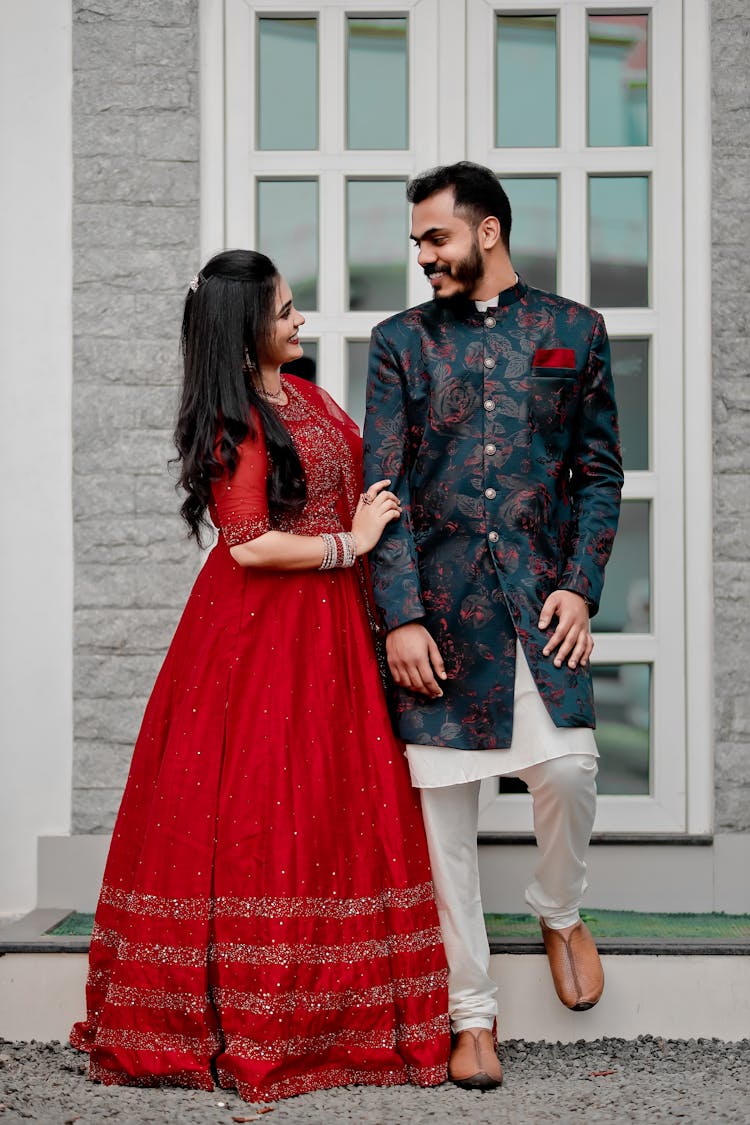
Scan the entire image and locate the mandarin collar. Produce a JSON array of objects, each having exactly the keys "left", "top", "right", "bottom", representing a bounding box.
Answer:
[{"left": 434, "top": 276, "right": 528, "bottom": 323}]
